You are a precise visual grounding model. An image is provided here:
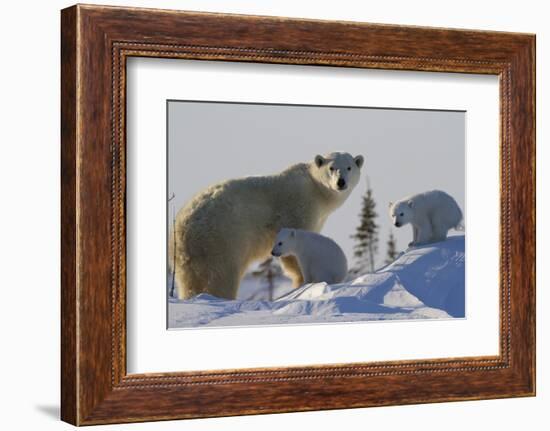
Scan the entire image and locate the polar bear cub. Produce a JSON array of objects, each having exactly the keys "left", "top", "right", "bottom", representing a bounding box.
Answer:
[
  {"left": 389, "top": 190, "right": 463, "bottom": 247},
  {"left": 271, "top": 228, "right": 348, "bottom": 285}
]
